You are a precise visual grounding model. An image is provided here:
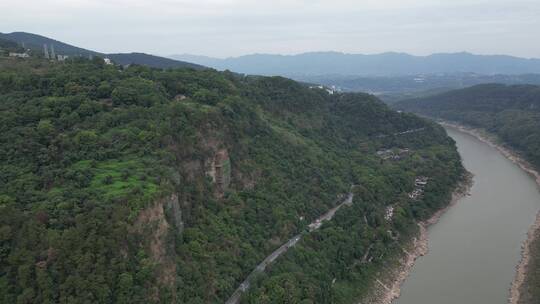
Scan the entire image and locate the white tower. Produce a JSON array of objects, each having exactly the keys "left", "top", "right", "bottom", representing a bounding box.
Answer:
[
  {"left": 43, "top": 44, "right": 50, "bottom": 59},
  {"left": 50, "top": 44, "right": 56, "bottom": 60}
]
